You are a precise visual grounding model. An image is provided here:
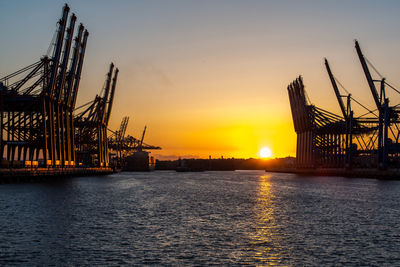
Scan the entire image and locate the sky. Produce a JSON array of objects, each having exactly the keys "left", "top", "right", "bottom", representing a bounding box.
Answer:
[{"left": 1, "top": 0, "right": 400, "bottom": 159}]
